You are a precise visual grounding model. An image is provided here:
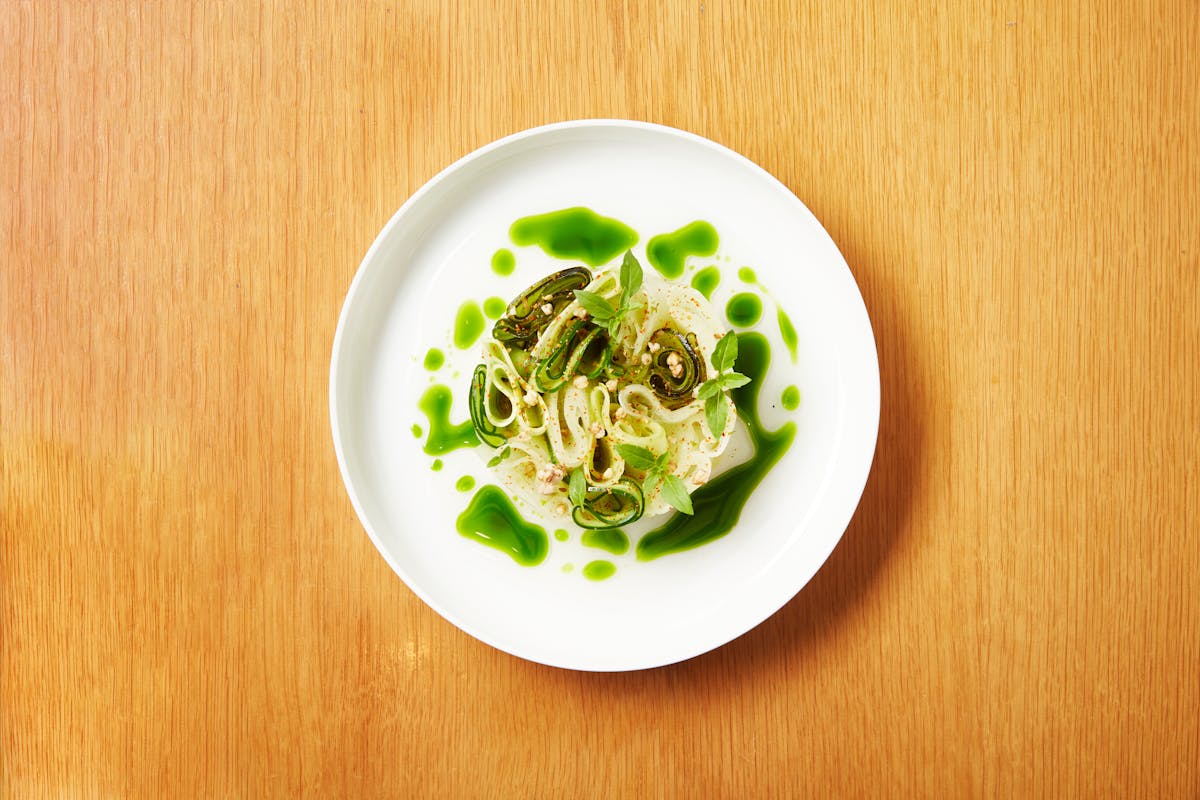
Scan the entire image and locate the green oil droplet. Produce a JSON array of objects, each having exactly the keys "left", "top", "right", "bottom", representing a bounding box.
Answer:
[
  {"left": 777, "top": 306, "right": 798, "bottom": 362},
  {"left": 738, "top": 266, "right": 758, "bottom": 283},
  {"left": 455, "top": 475, "right": 476, "bottom": 492},
  {"left": 582, "top": 560, "right": 617, "bottom": 581},
  {"left": 411, "top": 424, "right": 423, "bottom": 438},
  {"left": 453, "top": 302, "right": 485, "bottom": 349},
  {"left": 562, "top": 563, "right": 574, "bottom": 573},
  {"left": 491, "top": 248, "right": 516, "bottom": 276},
  {"left": 456, "top": 485, "right": 548, "bottom": 566},
  {"left": 726, "top": 293, "right": 763, "bottom": 327},
  {"left": 554, "top": 529, "right": 569, "bottom": 542},
  {"left": 691, "top": 266, "right": 721, "bottom": 299},
  {"left": 483, "top": 297, "right": 507, "bottom": 319},
  {"left": 646, "top": 221, "right": 719, "bottom": 279},
  {"left": 638, "top": 333, "right": 796, "bottom": 561},
  {"left": 581, "top": 529, "right": 629, "bottom": 555},
  {"left": 509, "top": 207, "right": 638, "bottom": 267},
  {"left": 418, "top": 385, "right": 479, "bottom": 455},
  {"left": 431, "top": 459, "right": 443, "bottom": 471},
  {"left": 782, "top": 385, "right": 800, "bottom": 410},
  {"left": 423, "top": 348, "right": 445, "bottom": 371}
]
